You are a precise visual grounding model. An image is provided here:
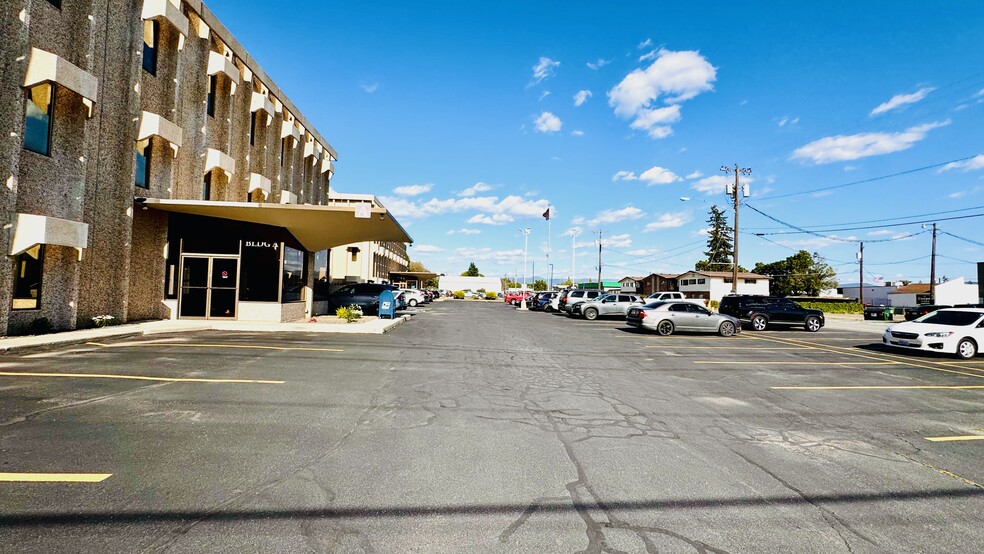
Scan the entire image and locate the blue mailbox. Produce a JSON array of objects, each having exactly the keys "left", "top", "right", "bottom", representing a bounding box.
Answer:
[{"left": 378, "top": 289, "right": 397, "bottom": 319}]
